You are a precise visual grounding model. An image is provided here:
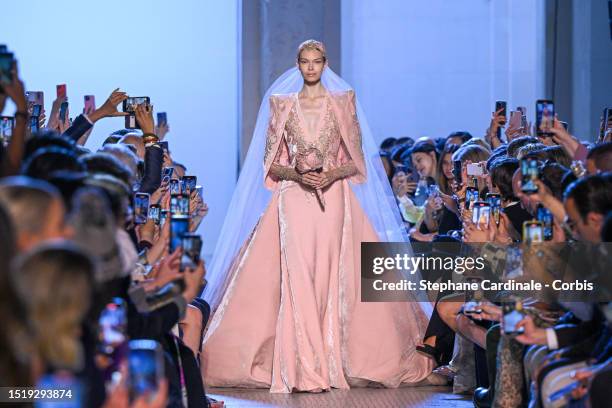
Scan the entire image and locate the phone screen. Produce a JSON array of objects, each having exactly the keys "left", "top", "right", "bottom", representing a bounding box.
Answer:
[
  {"left": 56, "top": 84, "right": 67, "bottom": 99},
  {"left": 502, "top": 302, "right": 525, "bottom": 335},
  {"left": 157, "top": 112, "right": 167, "bottom": 127},
  {"left": 537, "top": 205, "right": 553, "bottom": 241},
  {"left": 472, "top": 201, "right": 490, "bottom": 227},
  {"left": 0, "top": 116, "right": 14, "bottom": 140},
  {"left": 169, "top": 216, "right": 189, "bottom": 253},
  {"left": 59, "top": 101, "right": 69, "bottom": 123},
  {"left": 134, "top": 193, "right": 150, "bottom": 224},
  {"left": 520, "top": 159, "right": 539, "bottom": 194},
  {"left": 495, "top": 101, "right": 507, "bottom": 125},
  {"left": 128, "top": 340, "right": 163, "bottom": 402},
  {"left": 29, "top": 116, "right": 39, "bottom": 134},
  {"left": 31, "top": 104, "right": 42, "bottom": 117},
  {"left": 122, "top": 97, "right": 151, "bottom": 113},
  {"left": 536, "top": 100, "right": 554, "bottom": 136},
  {"left": 180, "top": 234, "right": 202, "bottom": 271},
  {"left": 465, "top": 187, "right": 478, "bottom": 210},
  {"left": 486, "top": 193, "right": 501, "bottom": 225},
  {"left": 148, "top": 204, "right": 161, "bottom": 225},
  {"left": 523, "top": 221, "right": 544, "bottom": 243},
  {"left": 181, "top": 176, "right": 197, "bottom": 195},
  {"left": 170, "top": 194, "right": 189, "bottom": 216},
  {"left": 452, "top": 160, "right": 462, "bottom": 181},
  {"left": 169, "top": 179, "right": 180, "bottom": 195},
  {"left": 99, "top": 298, "right": 127, "bottom": 354}
]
